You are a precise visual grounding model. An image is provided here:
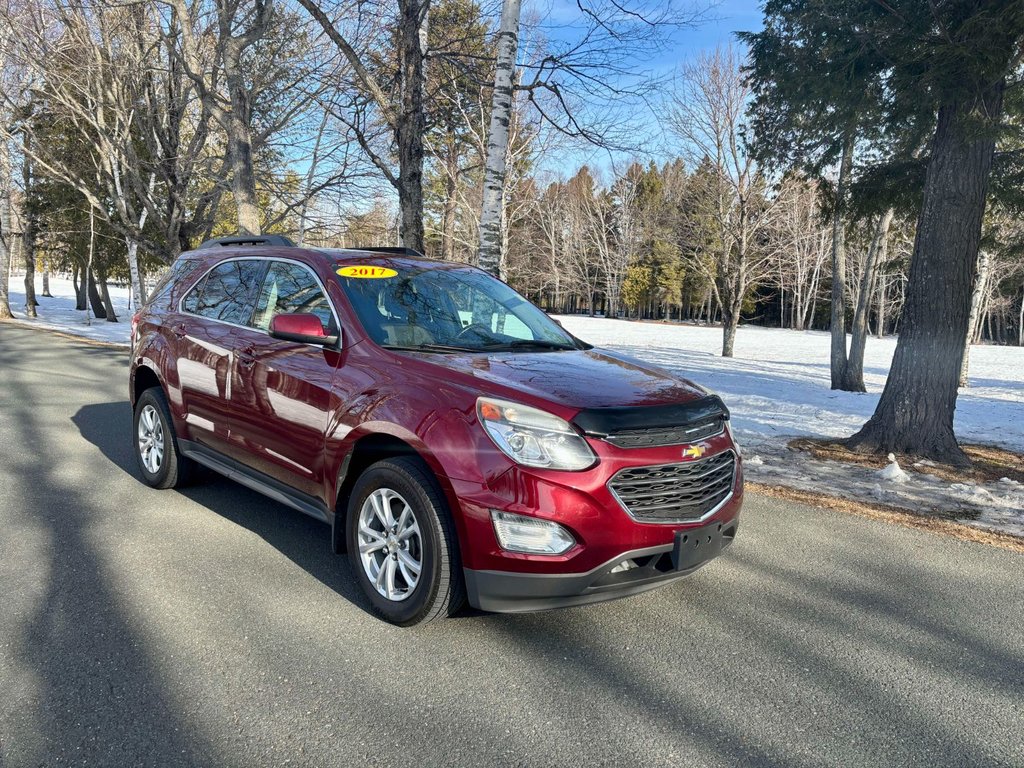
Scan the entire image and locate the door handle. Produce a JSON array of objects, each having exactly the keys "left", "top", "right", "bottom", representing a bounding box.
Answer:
[
  {"left": 239, "top": 346, "right": 257, "bottom": 368},
  {"left": 172, "top": 323, "right": 187, "bottom": 339}
]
